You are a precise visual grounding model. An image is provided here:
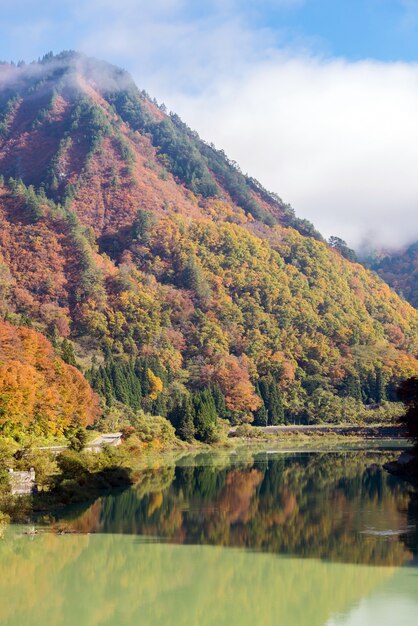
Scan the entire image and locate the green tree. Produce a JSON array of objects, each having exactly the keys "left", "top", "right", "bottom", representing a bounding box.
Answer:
[
  {"left": 182, "top": 255, "right": 212, "bottom": 302},
  {"left": 169, "top": 395, "right": 195, "bottom": 442},
  {"left": 253, "top": 382, "right": 268, "bottom": 426},
  {"left": 341, "top": 373, "right": 362, "bottom": 402},
  {"left": 193, "top": 389, "right": 218, "bottom": 443},
  {"left": 61, "top": 338, "right": 77, "bottom": 367},
  {"left": 375, "top": 367, "right": 387, "bottom": 403},
  {"left": 110, "top": 362, "right": 130, "bottom": 406},
  {"left": 258, "top": 378, "right": 284, "bottom": 425},
  {"left": 131, "top": 209, "right": 155, "bottom": 244},
  {"left": 67, "top": 427, "right": 88, "bottom": 452},
  {"left": 397, "top": 377, "right": 418, "bottom": 452},
  {"left": 210, "top": 383, "right": 228, "bottom": 420},
  {"left": 328, "top": 236, "right": 357, "bottom": 262}
]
